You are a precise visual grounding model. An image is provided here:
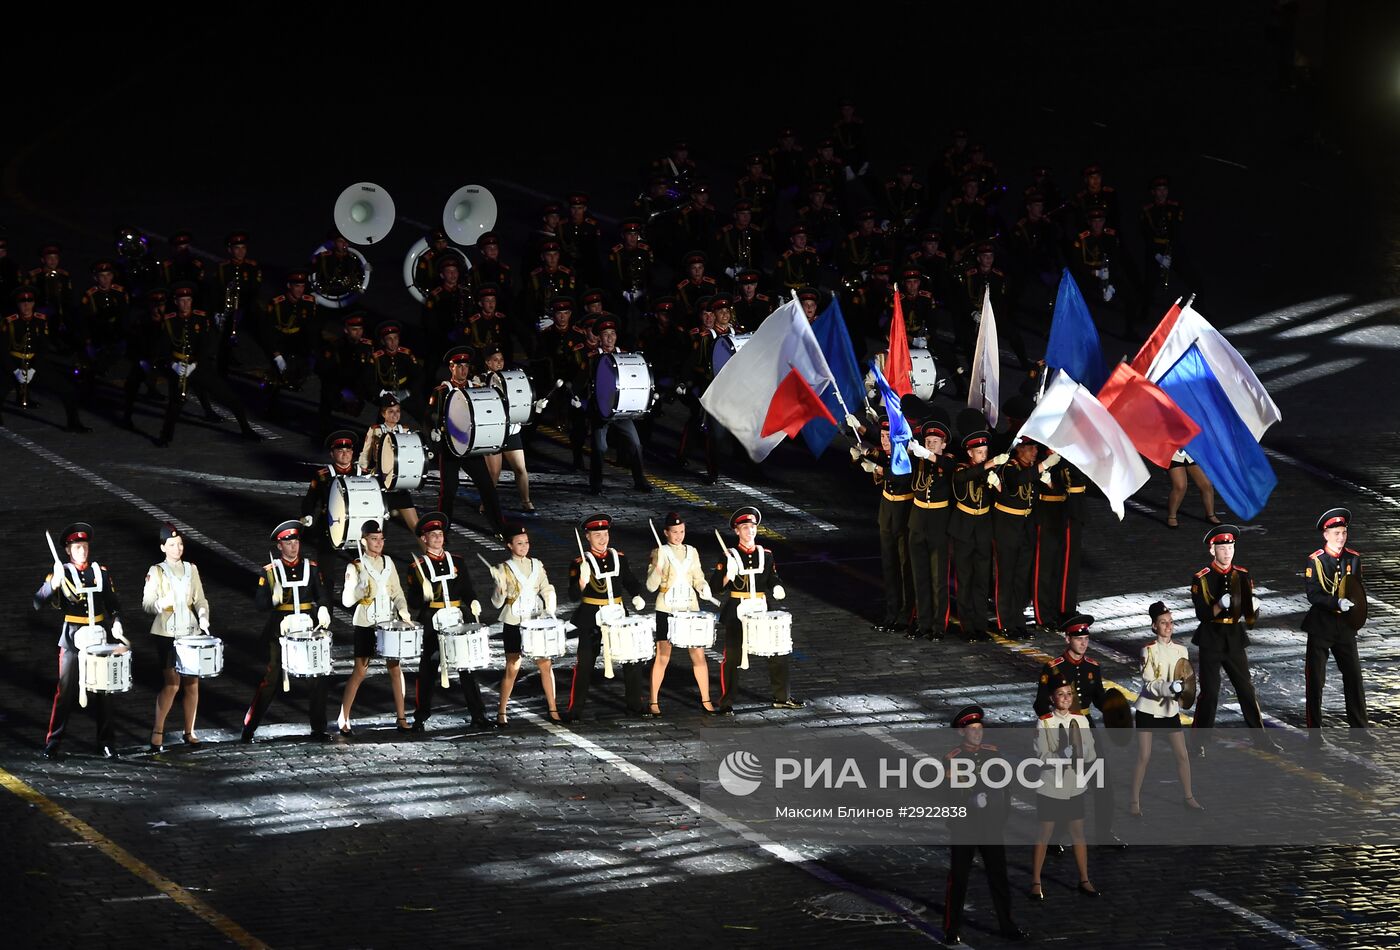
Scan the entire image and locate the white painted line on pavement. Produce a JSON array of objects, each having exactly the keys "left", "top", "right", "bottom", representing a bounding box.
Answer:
[
  {"left": 104, "top": 894, "right": 174, "bottom": 904},
  {"left": 1190, "top": 889, "right": 1325, "bottom": 949},
  {"left": 210, "top": 409, "right": 281, "bottom": 441},
  {"left": 717, "top": 477, "right": 840, "bottom": 532},
  {"left": 1230, "top": 295, "right": 1353, "bottom": 336},
  {"left": 1264, "top": 357, "right": 1366, "bottom": 392},
  {"left": 1263, "top": 446, "right": 1400, "bottom": 511},
  {"left": 1274, "top": 298, "right": 1400, "bottom": 340}
]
